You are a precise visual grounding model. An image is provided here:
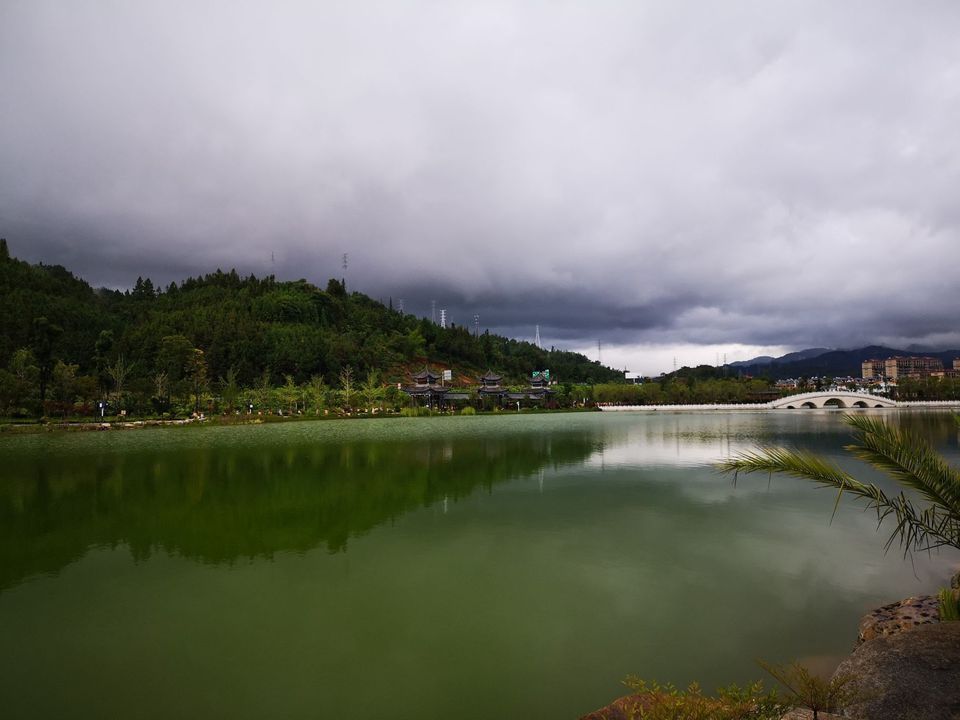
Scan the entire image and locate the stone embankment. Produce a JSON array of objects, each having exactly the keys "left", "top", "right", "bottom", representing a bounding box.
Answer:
[{"left": 580, "top": 574, "right": 960, "bottom": 720}]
